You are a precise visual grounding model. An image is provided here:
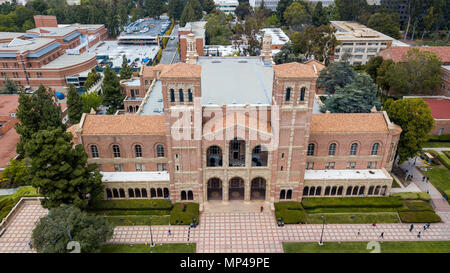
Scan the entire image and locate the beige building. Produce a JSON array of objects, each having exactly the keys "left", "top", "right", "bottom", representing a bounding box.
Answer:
[{"left": 331, "top": 21, "right": 408, "bottom": 65}]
